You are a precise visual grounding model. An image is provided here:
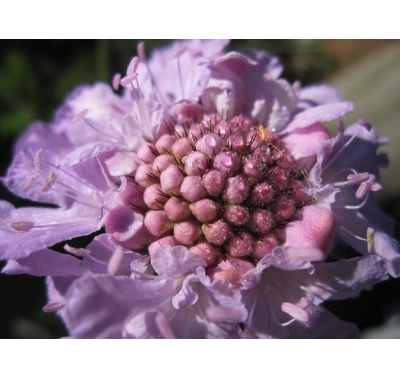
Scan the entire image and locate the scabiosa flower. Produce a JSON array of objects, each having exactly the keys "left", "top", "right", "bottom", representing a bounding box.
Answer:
[{"left": 1, "top": 40, "right": 397, "bottom": 338}]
